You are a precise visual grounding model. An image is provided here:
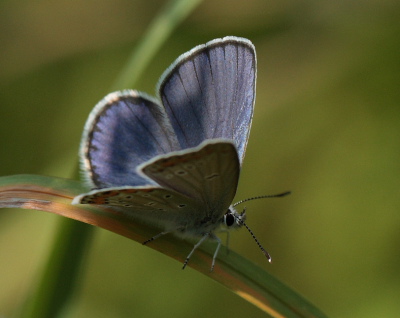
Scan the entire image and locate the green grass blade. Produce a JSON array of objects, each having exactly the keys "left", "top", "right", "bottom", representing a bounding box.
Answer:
[{"left": 0, "top": 174, "right": 327, "bottom": 318}]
